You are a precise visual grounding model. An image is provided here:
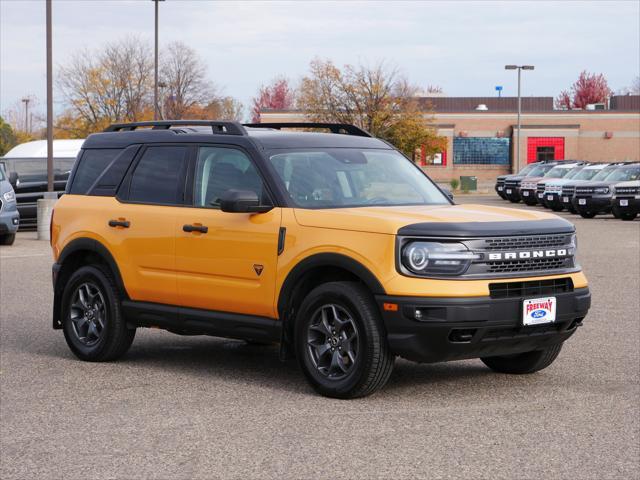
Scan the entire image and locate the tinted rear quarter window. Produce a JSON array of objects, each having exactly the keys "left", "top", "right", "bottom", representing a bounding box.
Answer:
[
  {"left": 128, "top": 146, "right": 187, "bottom": 204},
  {"left": 70, "top": 149, "right": 121, "bottom": 194}
]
